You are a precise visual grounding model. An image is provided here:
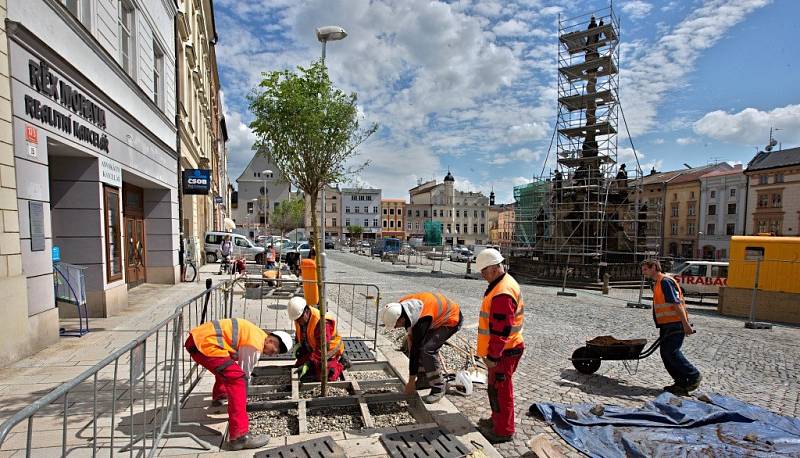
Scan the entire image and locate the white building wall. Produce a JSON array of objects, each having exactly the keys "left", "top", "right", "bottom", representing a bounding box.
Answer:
[{"left": 699, "top": 171, "right": 746, "bottom": 259}]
